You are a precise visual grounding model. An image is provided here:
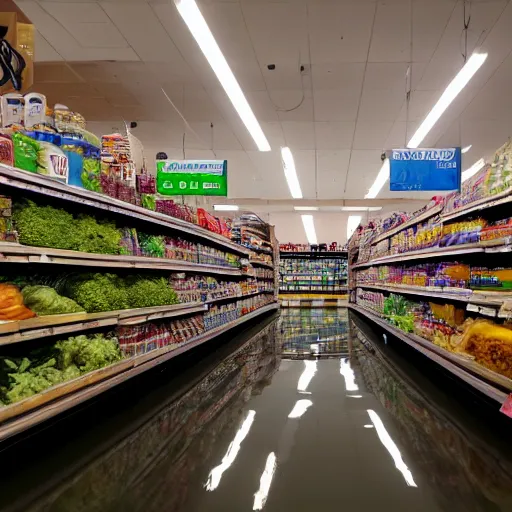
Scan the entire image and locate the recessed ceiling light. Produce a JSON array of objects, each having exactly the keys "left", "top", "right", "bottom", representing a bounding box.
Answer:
[
  {"left": 294, "top": 206, "right": 318, "bottom": 211},
  {"left": 347, "top": 215, "right": 362, "bottom": 241},
  {"left": 365, "top": 159, "right": 390, "bottom": 199},
  {"left": 408, "top": 52, "right": 488, "bottom": 148},
  {"left": 461, "top": 144, "right": 472, "bottom": 153},
  {"left": 281, "top": 147, "right": 303, "bottom": 199},
  {"left": 213, "top": 204, "right": 239, "bottom": 211},
  {"left": 301, "top": 215, "right": 317, "bottom": 245},
  {"left": 461, "top": 158, "right": 485, "bottom": 182},
  {"left": 175, "top": 0, "right": 270, "bottom": 152}
]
